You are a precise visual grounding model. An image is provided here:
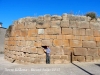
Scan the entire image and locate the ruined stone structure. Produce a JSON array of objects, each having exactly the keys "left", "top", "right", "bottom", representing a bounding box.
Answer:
[{"left": 4, "top": 14, "right": 100, "bottom": 64}]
